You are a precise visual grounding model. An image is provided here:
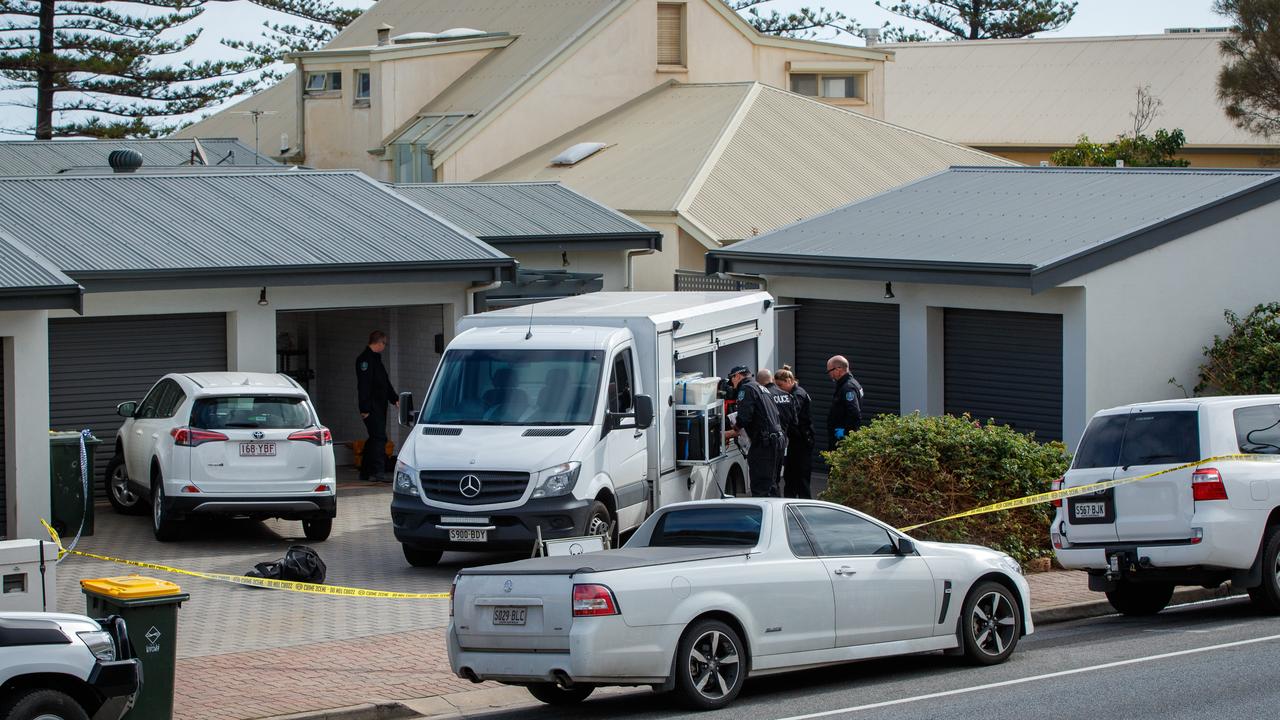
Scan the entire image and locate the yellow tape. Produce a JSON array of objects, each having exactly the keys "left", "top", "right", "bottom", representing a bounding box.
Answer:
[
  {"left": 41, "top": 520, "right": 448, "bottom": 599},
  {"left": 899, "top": 453, "right": 1279, "bottom": 533}
]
